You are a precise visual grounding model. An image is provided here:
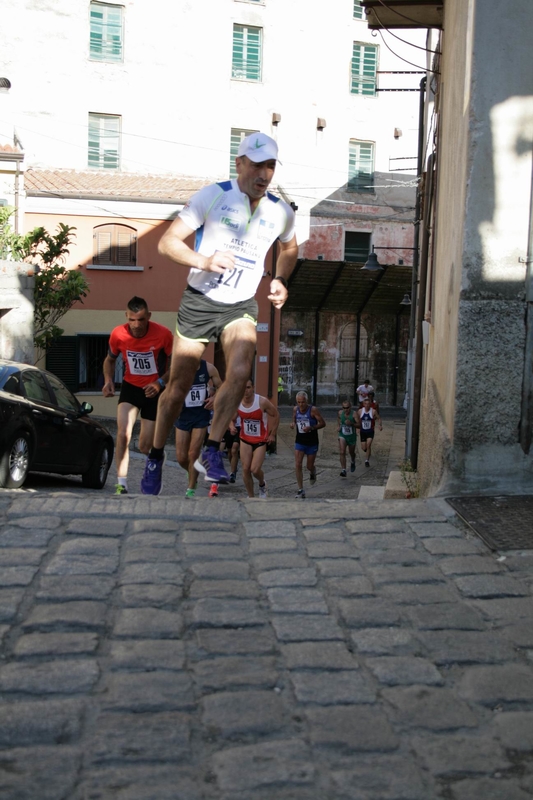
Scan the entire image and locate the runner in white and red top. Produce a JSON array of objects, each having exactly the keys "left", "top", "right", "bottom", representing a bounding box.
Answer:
[
  {"left": 102, "top": 296, "right": 173, "bottom": 495},
  {"left": 233, "top": 378, "right": 279, "bottom": 498}
]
